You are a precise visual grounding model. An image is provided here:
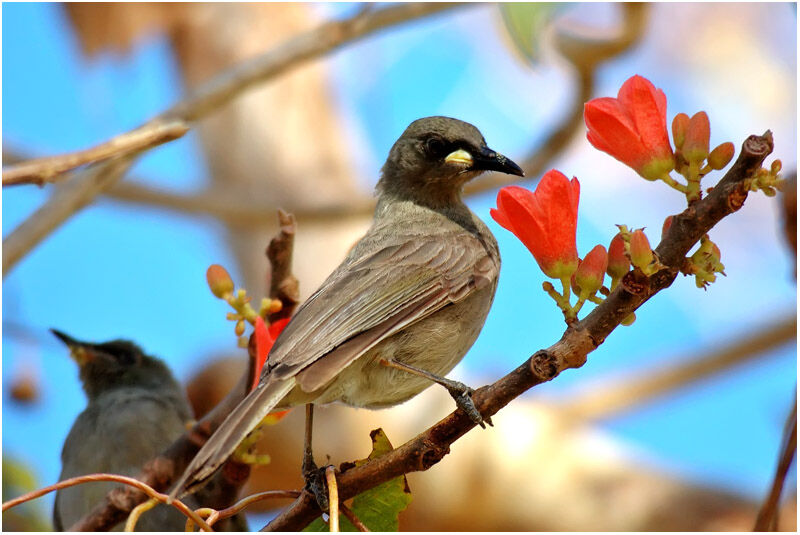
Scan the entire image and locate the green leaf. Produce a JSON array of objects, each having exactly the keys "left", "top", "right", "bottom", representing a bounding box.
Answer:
[
  {"left": 303, "top": 428, "right": 412, "bottom": 532},
  {"left": 498, "top": 3, "right": 560, "bottom": 64}
]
